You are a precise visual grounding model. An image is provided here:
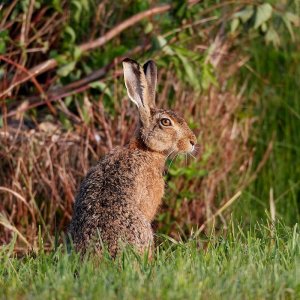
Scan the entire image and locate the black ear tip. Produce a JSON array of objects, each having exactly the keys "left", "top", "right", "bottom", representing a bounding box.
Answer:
[
  {"left": 143, "top": 60, "right": 156, "bottom": 67},
  {"left": 143, "top": 60, "right": 157, "bottom": 75},
  {"left": 147, "top": 59, "right": 155, "bottom": 64},
  {"left": 122, "top": 57, "right": 139, "bottom": 65}
]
